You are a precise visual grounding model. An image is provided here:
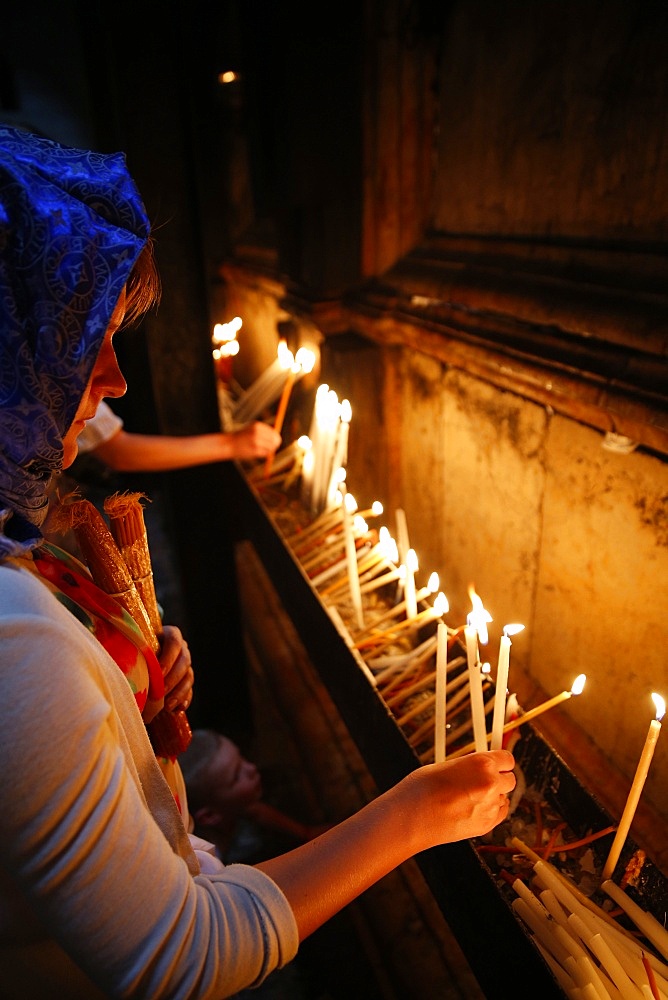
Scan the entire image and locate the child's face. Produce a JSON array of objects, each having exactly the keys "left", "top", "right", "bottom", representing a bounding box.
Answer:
[{"left": 210, "top": 736, "right": 263, "bottom": 814}]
